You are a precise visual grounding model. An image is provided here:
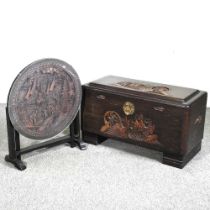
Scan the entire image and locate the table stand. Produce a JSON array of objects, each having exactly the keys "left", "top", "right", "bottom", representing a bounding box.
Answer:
[{"left": 5, "top": 107, "right": 87, "bottom": 170}]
